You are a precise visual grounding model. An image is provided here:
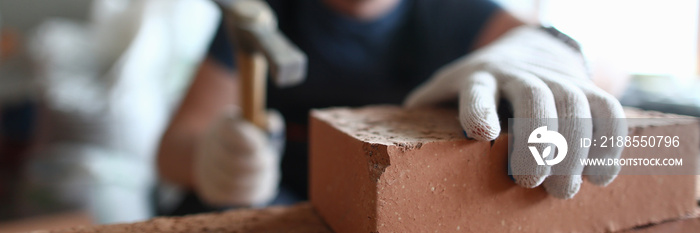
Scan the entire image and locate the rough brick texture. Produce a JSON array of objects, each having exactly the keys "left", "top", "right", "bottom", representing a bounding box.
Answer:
[
  {"left": 41, "top": 203, "right": 331, "bottom": 233},
  {"left": 310, "top": 106, "right": 699, "bottom": 233}
]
